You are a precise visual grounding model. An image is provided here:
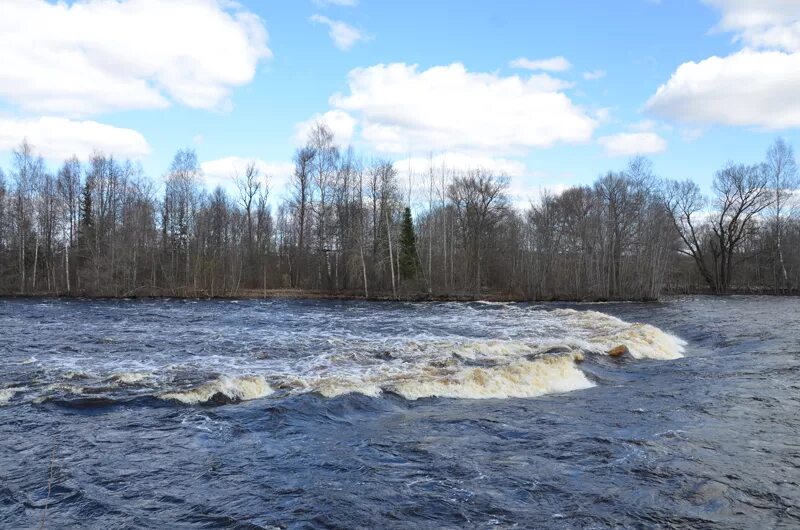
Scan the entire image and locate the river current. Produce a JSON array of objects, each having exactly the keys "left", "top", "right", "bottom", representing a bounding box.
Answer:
[{"left": 0, "top": 296, "right": 798, "bottom": 528}]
